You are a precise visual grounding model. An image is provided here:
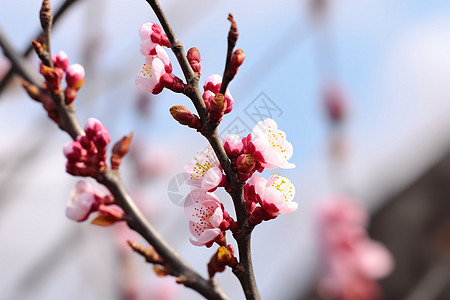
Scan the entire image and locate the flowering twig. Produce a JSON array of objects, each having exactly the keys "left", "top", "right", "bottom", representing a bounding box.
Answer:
[
  {"left": 0, "top": 0, "right": 81, "bottom": 94},
  {"left": 143, "top": 1, "right": 260, "bottom": 299},
  {"left": 2, "top": 1, "right": 231, "bottom": 299}
]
